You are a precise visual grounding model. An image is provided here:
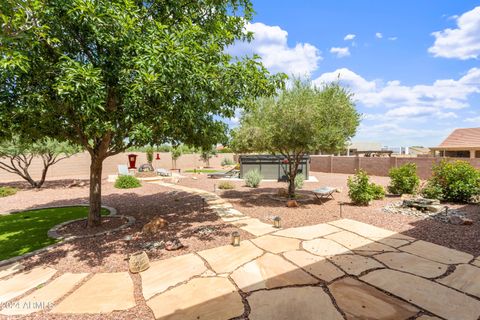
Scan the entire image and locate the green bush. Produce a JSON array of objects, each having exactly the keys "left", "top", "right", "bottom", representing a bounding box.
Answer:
[
  {"left": 218, "top": 181, "right": 235, "bottom": 189},
  {"left": 347, "top": 170, "right": 385, "bottom": 205},
  {"left": 388, "top": 163, "right": 420, "bottom": 195},
  {"left": 221, "top": 158, "right": 235, "bottom": 166},
  {"left": 0, "top": 186, "right": 17, "bottom": 197},
  {"left": 244, "top": 169, "right": 262, "bottom": 188},
  {"left": 114, "top": 175, "right": 141, "bottom": 189},
  {"left": 146, "top": 146, "right": 154, "bottom": 164},
  {"left": 294, "top": 174, "right": 304, "bottom": 190},
  {"left": 421, "top": 160, "right": 480, "bottom": 202}
]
